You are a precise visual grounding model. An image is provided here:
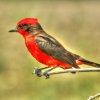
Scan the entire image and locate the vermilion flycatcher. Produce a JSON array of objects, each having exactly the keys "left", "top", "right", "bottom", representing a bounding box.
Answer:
[{"left": 9, "top": 18, "right": 100, "bottom": 77}]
